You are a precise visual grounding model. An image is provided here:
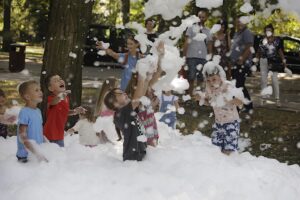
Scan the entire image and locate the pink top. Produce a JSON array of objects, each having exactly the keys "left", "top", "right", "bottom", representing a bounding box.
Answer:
[
  {"left": 99, "top": 105, "right": 114, "bottom": 117},
  {"left": 206, "top": 81, "right": 240, "bottom": 124}
]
